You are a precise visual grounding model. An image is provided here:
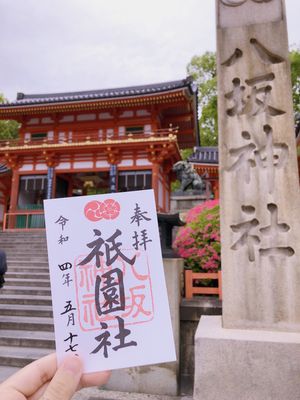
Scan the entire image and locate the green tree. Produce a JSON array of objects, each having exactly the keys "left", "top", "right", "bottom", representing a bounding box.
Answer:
[
  {"left": 188, "top": 48, "right": 300, "bottom": 146},
  {"left": 0, "top": 94, "right": 19, "bottom": 140},
  {"left": 187, "top": 52, "right": 217, "bottom": 146},
  {"left": 290, "top": 48, "right": 300, "bottom": 114}
]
